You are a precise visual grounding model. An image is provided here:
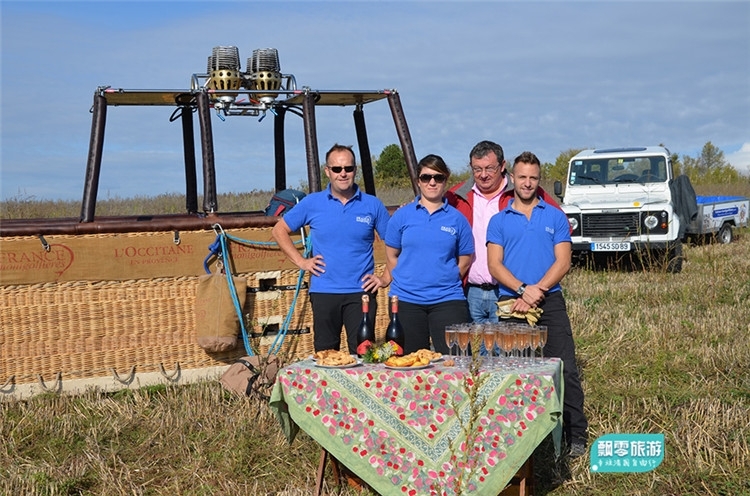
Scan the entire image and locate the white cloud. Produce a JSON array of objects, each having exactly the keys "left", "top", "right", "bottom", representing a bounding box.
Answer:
[{"left": 727, "top": 143, "right": 750, "bottom": 176}]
